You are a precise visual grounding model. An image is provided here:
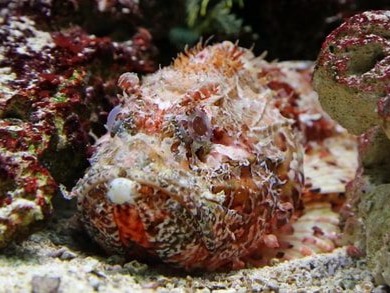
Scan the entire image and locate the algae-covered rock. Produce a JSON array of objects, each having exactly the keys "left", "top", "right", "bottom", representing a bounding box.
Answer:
[
  {"left": 362, "top": 184, "right": 390, "bottom": 284},
  {"left": 0, "top": 13, "right": 157, "bottom": 249},
  {"left": 313, "top": 11, "right": 390, "bottom": 137},
  {"left": 314, "top": 10, "right": 390, "bottom": 285}
]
